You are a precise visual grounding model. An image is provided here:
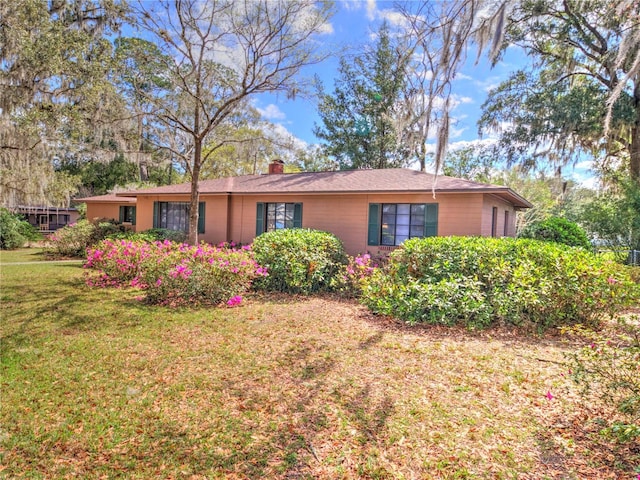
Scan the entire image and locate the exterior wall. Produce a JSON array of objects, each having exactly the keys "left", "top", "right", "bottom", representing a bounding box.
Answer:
[
  {"left": 228, "top": 192, "right": 488, "bottom": 255},
  {"left": 104, "top": 191, "right": 521, "bottom": 255},
  {"left": 481, "top": 195, "right": 517, "bottom": 238},
  {"left": 135, "top": 194, "right": 229, "bottom": 245},
  {"left": 230, "top": 194, "right": 369, "bottom": 253},
  {"left": 85, "top": 203, "right": 128, "bottom": 225}
]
